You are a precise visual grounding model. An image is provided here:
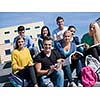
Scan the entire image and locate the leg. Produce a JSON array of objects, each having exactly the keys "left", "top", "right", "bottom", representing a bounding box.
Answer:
[
  {"left": 90, "top": 47, "right": 100, "bottom": 61},
  {"left": 72, "top": 59, "right": 83, "bottom": 86},
  {"left": 63, "top": 64, "right": 73, "bottom": 83},
  {"left": 28, "top": 66, "right": 38, "bottom": 86},
  {"left": 51, "top": 69, "right": 64, "bottom": 87},
  {"left": 39, "top": 75, "right": 54, "bottom": 87}
]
